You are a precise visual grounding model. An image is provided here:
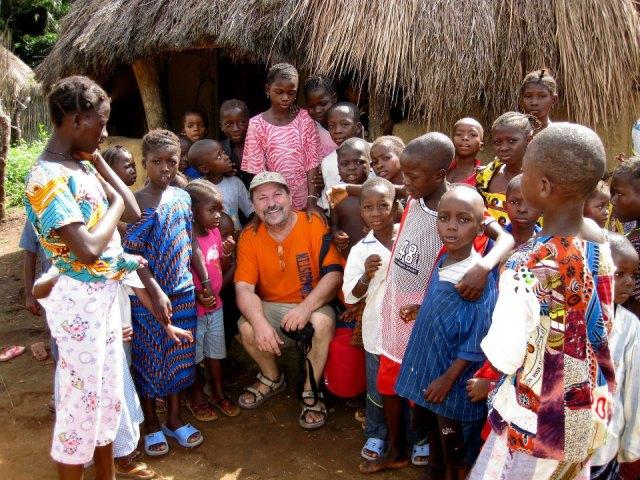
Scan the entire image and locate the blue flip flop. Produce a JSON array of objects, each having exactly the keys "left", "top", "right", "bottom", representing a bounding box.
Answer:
[
  {"left": 161, "top": 423, "right": 203, "bottom": 448},
  {"left": 361, "top": 437, "right": 386, "bottom": 460},
  {"left": 144, "top": 430, "right": 169, "bottom": 457},
  {"left": 412, "top": 440, "right": 430, "bottom": 466}
]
